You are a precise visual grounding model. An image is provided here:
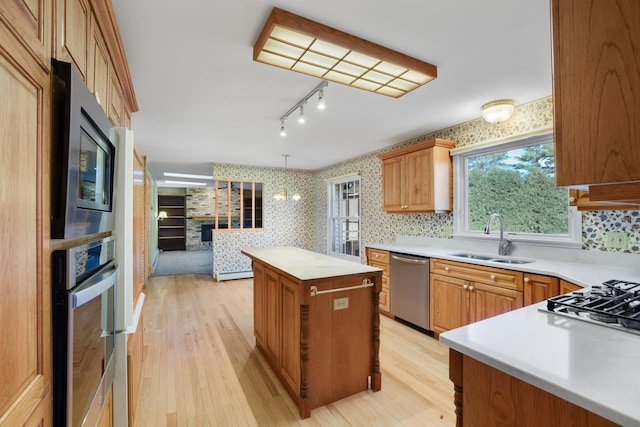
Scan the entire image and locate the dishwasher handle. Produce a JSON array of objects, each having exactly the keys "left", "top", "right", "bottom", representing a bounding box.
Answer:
[{"left": 391, "top": 254, "right": 429, "bottom": 265}]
